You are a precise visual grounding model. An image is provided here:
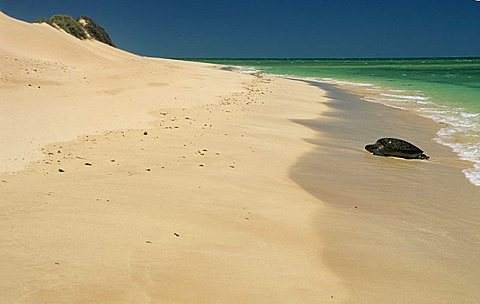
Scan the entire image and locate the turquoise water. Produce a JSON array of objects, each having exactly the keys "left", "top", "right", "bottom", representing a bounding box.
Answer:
[{"left": 192, "top": 58, "right": 480, "bottom": 185}]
